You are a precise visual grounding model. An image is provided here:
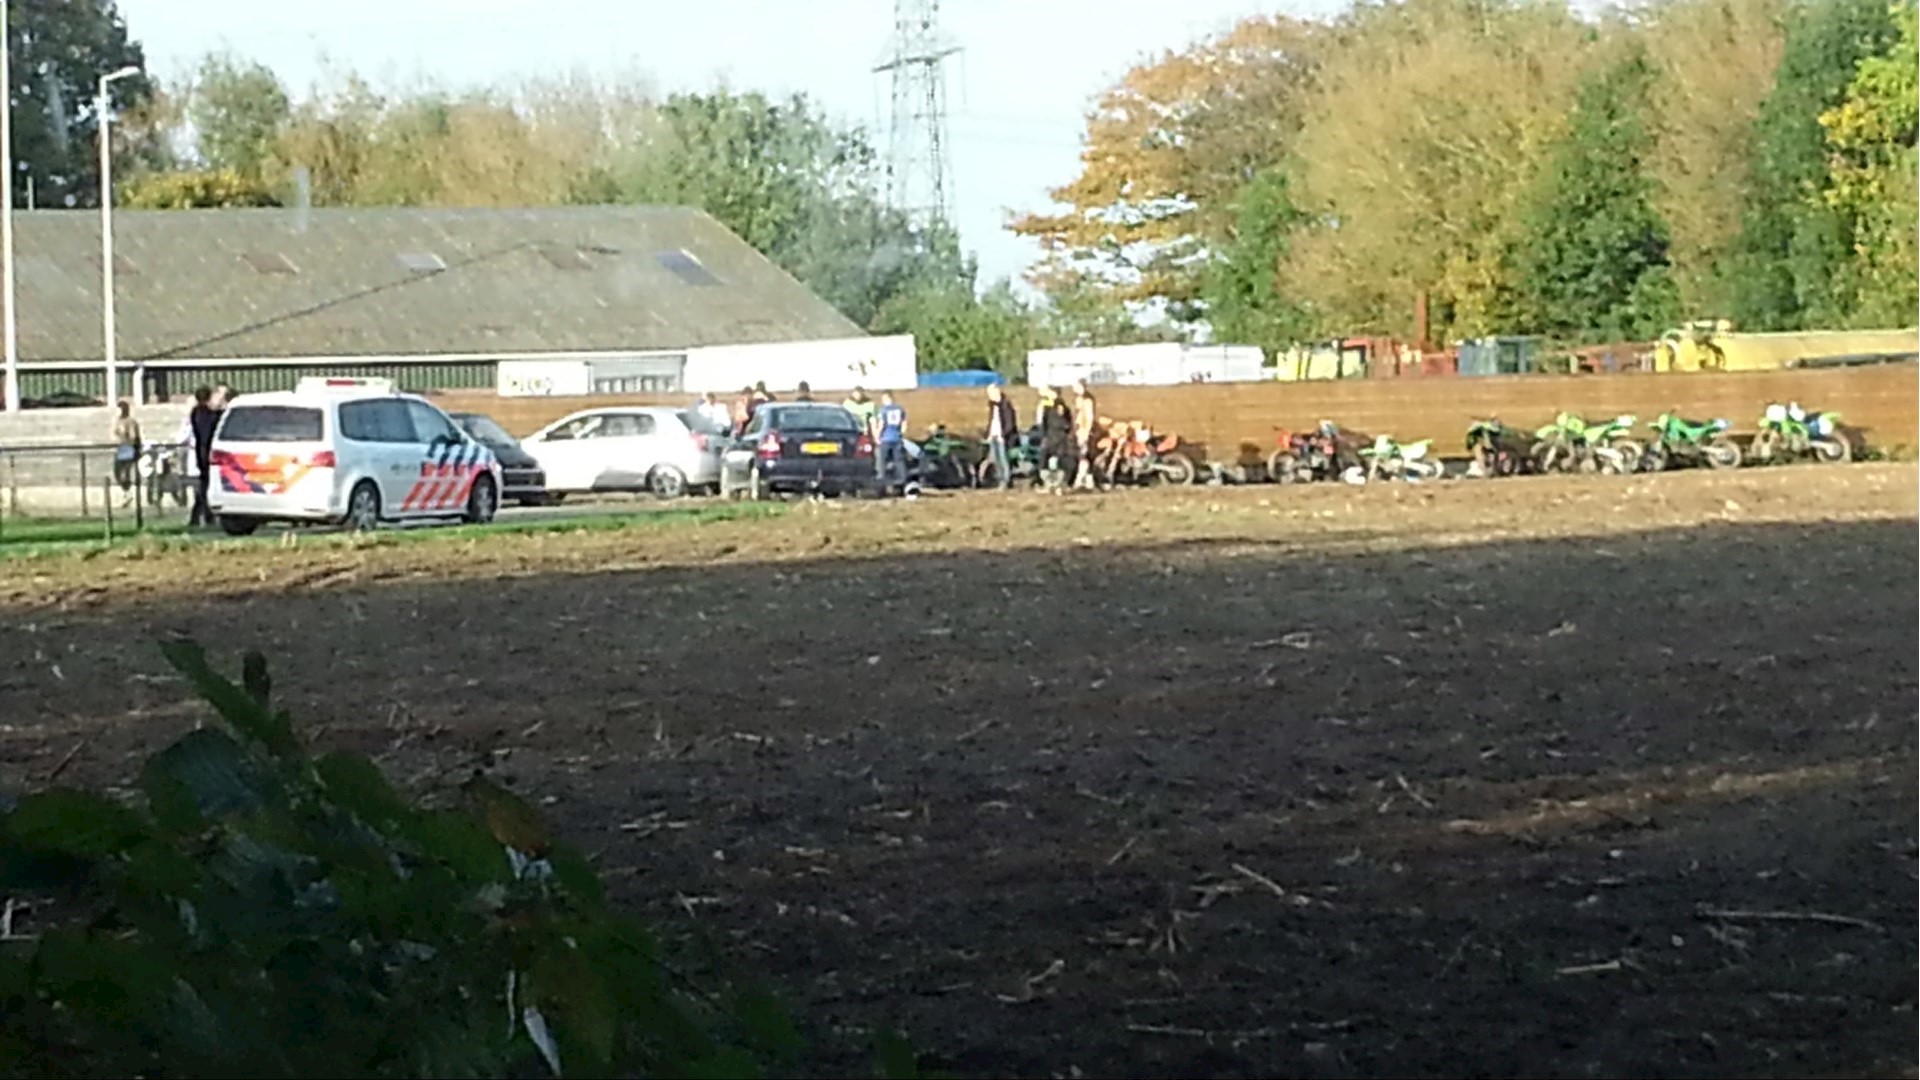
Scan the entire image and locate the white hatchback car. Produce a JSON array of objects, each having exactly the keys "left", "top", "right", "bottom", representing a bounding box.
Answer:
[
  {"left": 208, "top": 377, "right": 502, "bottom": 535},
  {"left": 521, "top": 407, "right": 726, "bottom": 499}
]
